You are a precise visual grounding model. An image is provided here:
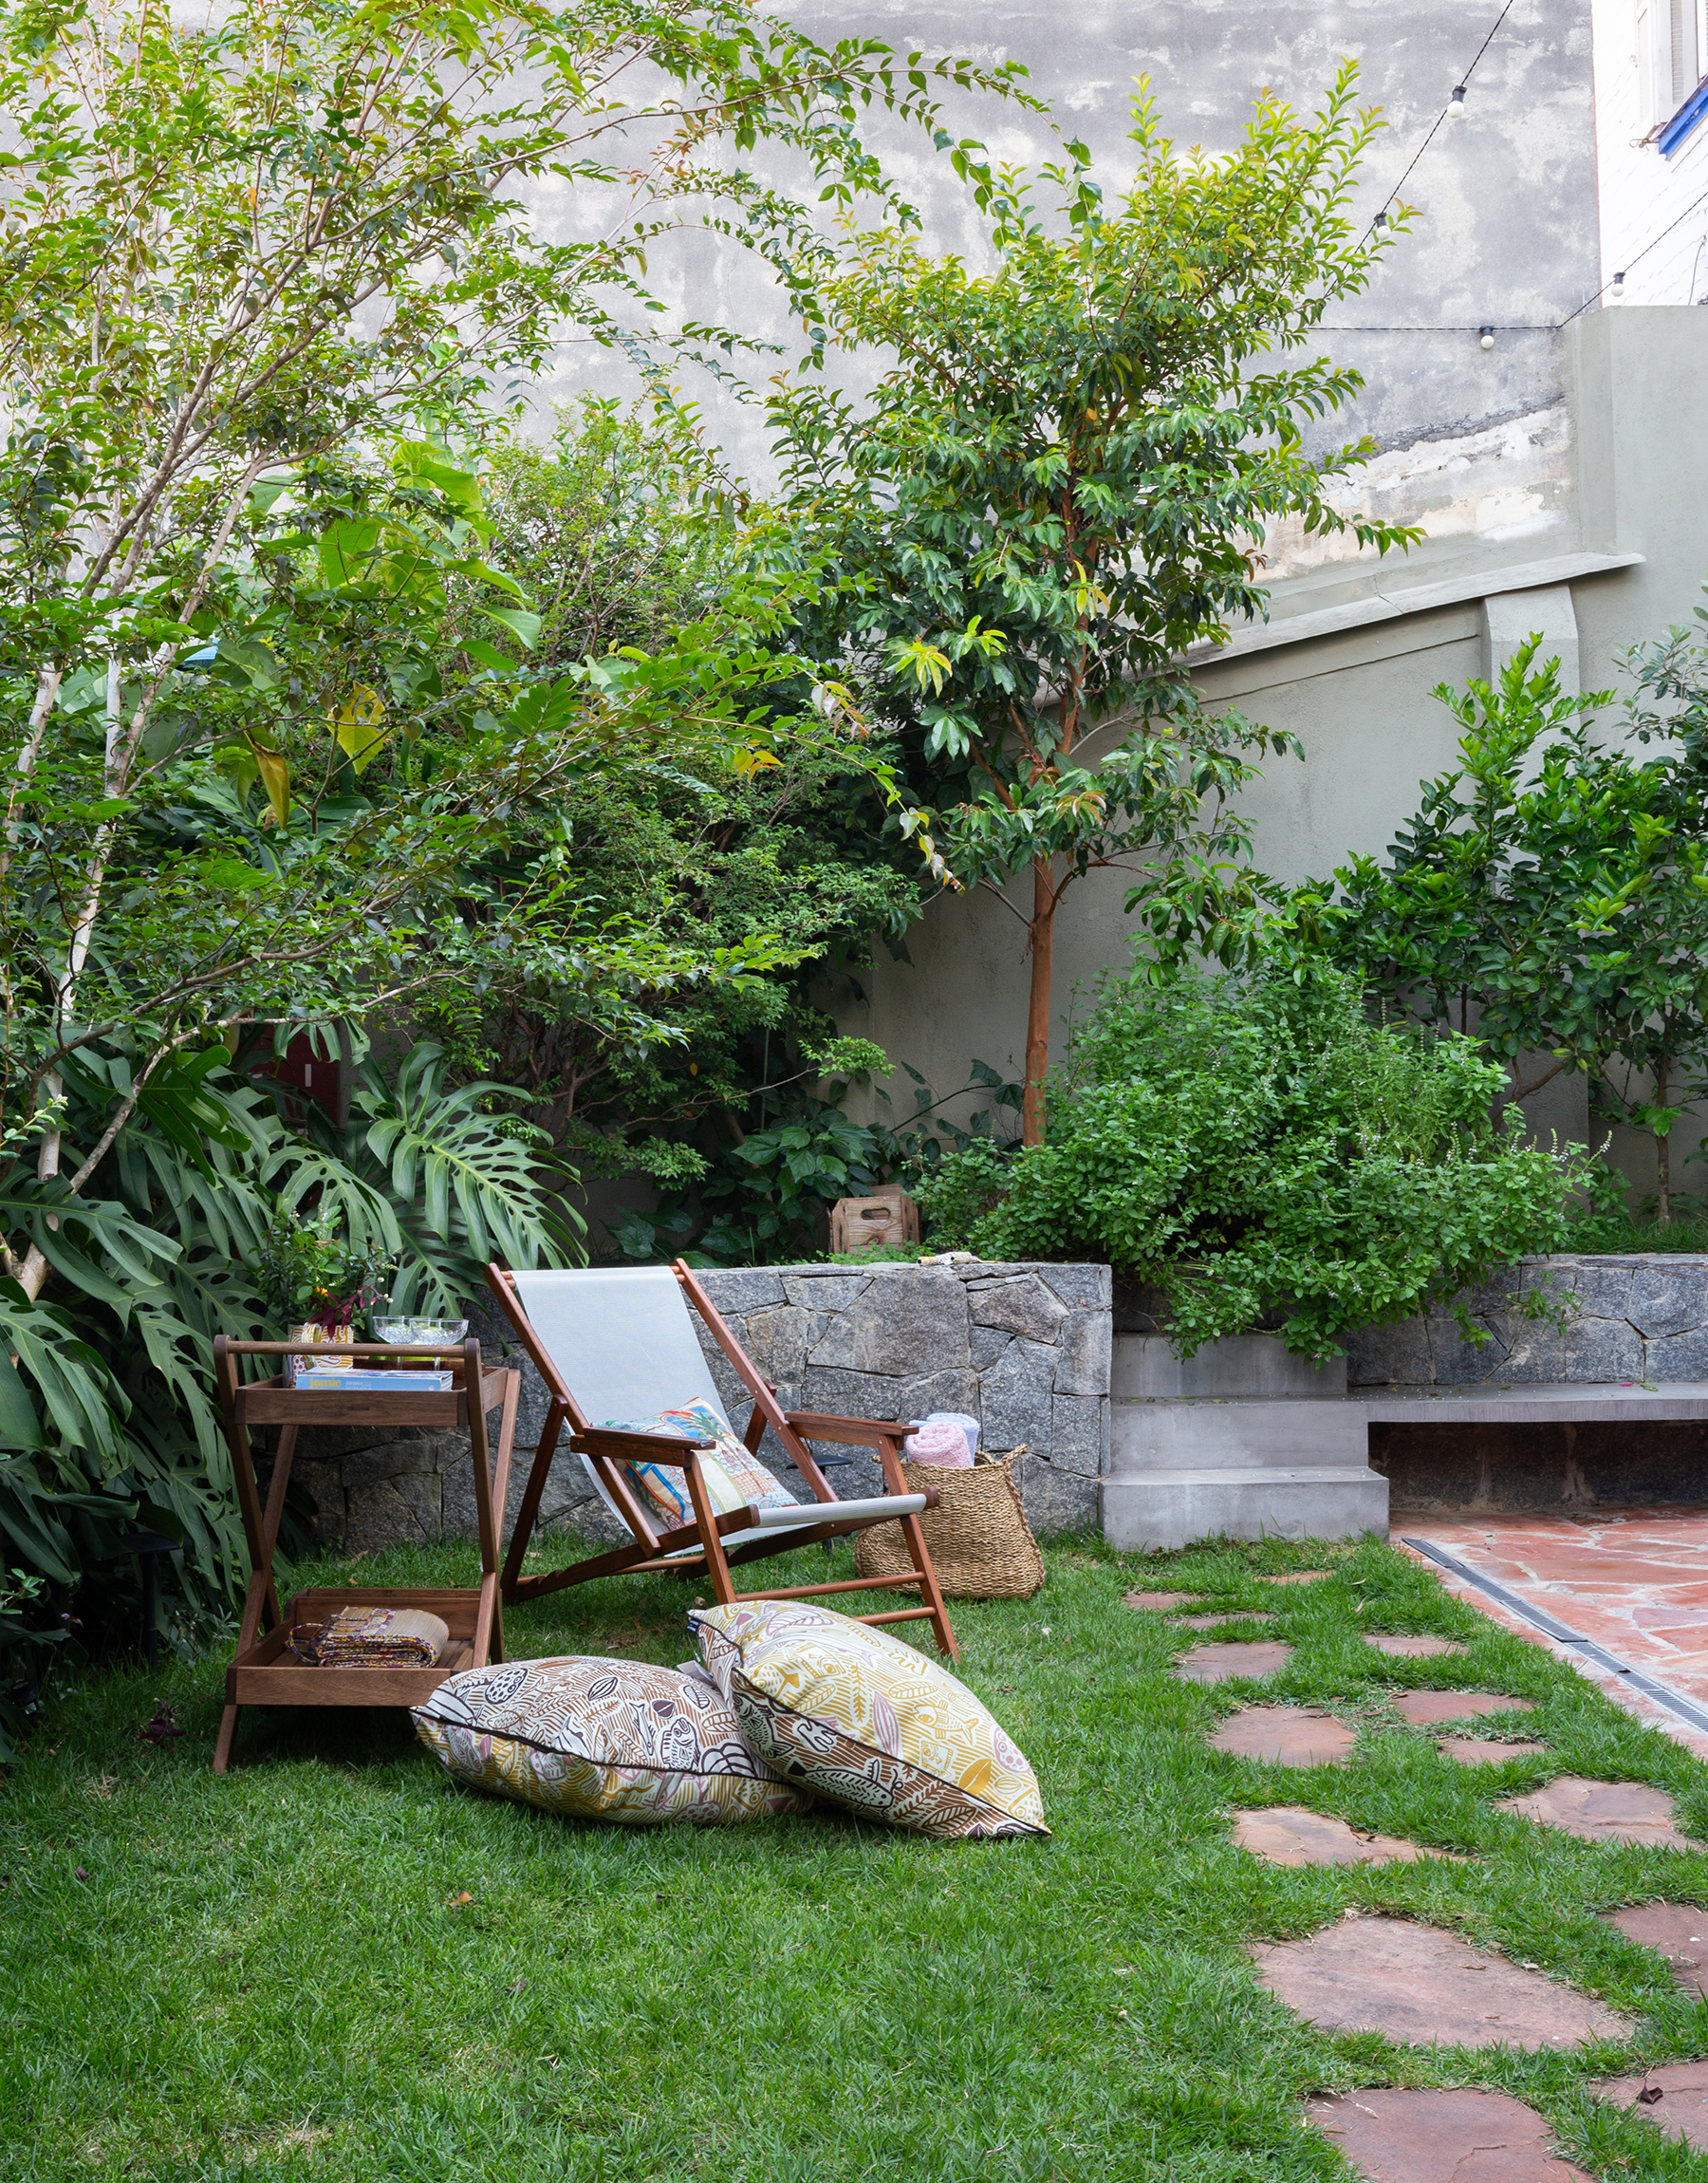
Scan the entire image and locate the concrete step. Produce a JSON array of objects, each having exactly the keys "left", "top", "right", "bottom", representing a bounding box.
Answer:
[
  {"left": 1102, "top": 1466, "right": 1390, "bottom": 1553},
  {"left": 1112, "top": 1397, "right": 1371, "bottom": 1473}
]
